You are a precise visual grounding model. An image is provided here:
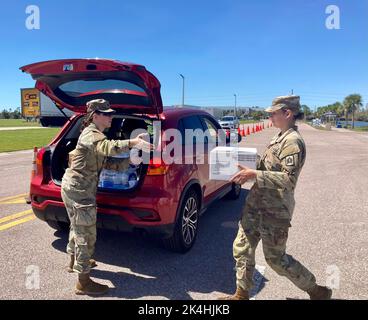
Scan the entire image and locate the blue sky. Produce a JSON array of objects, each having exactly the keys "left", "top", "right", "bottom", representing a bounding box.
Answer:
[{"left": 1, "top": 0, "right": 367, "bottom": 111}]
